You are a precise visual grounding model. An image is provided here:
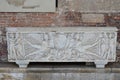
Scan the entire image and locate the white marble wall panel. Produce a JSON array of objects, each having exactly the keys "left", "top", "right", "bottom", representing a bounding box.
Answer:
[{"left": 0, "top": 0, "right": 55, "bottom": 12}]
